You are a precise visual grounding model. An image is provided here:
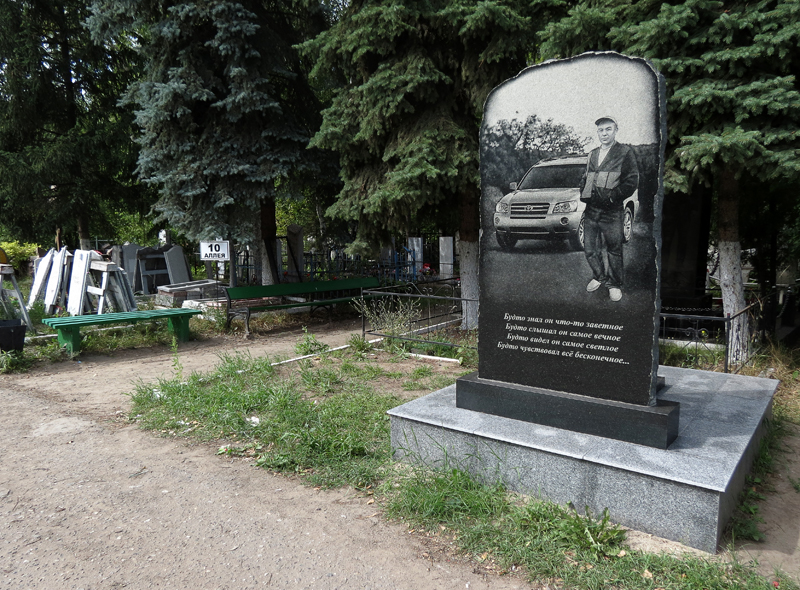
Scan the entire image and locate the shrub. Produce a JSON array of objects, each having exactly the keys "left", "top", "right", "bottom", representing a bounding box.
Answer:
[{"left": 0, "top": 241, "right": 40, "bottom": 275}]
